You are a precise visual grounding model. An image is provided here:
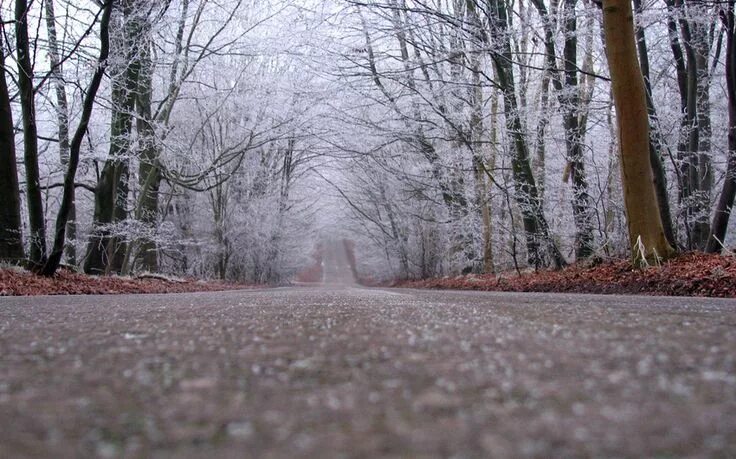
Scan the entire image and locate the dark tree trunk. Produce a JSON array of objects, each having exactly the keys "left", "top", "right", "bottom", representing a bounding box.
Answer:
[
  {"left": 561, "top": 0, "right": 595, "bottom": 259},
  {"left": 16, "top": 0, "right": 48, "bottom": 268},
  {"left": 672, "top": 0, "right": 714, "bottom": 250},
  {"left": 85, "top": 3, "right": 142, "bottom": 274},
  {"left": 692, "top": 21, "right": 714, "bottom": 248},
  {"left": 488, "top": 0, "right": 565, "bottom": 269},
  {"left": 0, "top": 33, "right": 25, "bottom": 263},
  {"left": 44, "top": 0, "right": 77, "bottom": 265},
  {"left": 42, "top": 1, "right": 113, "bottom": 276},
  {"left": 136, "top": 36, "right": 161, "bottom": 272},
  {"left": 706, "top": 2, "right": 736, "bottom": 252}
]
